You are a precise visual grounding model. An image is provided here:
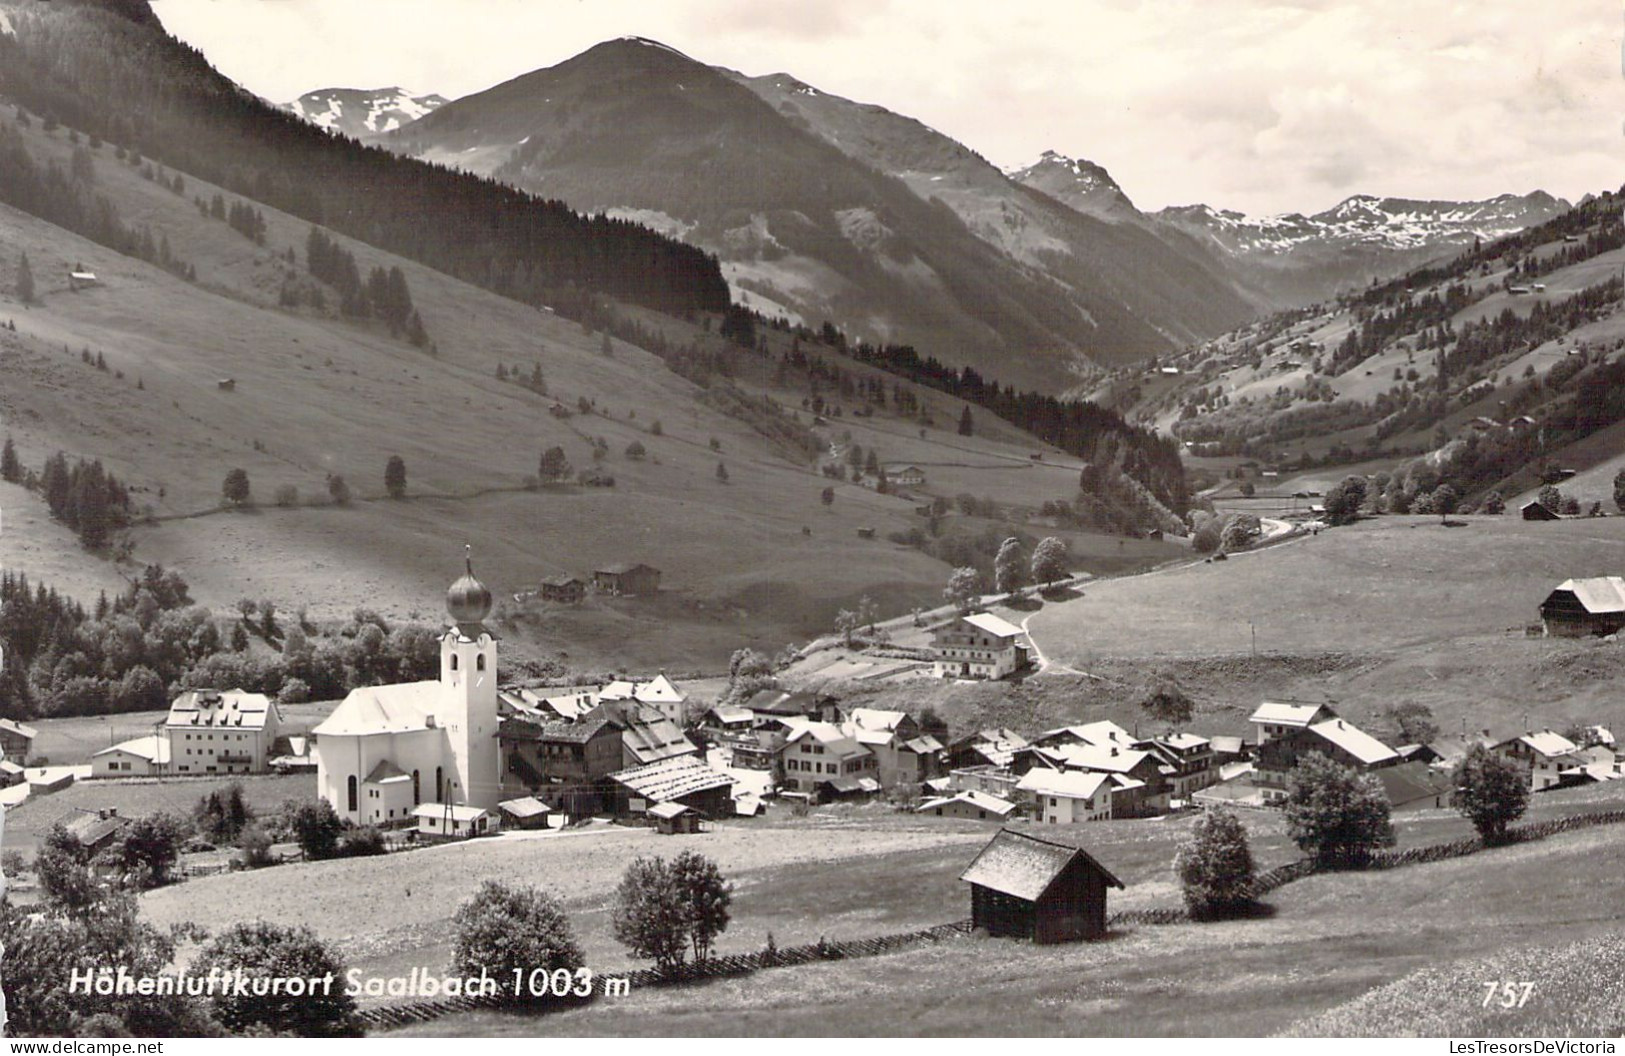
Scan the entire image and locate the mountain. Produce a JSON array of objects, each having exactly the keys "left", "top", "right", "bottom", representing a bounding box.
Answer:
[
  {"left": 281, "top": 86, "right": 448, "bottom": 139},
  {"left": 1004, "top": 151, "right": 1140, "bottom": 224},
  {"left": 377, "top": 38, "right": 1255, "bottom": 391},
  {"left": 1151, "top": 192, "right": 1571, "bottom": 305}
]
